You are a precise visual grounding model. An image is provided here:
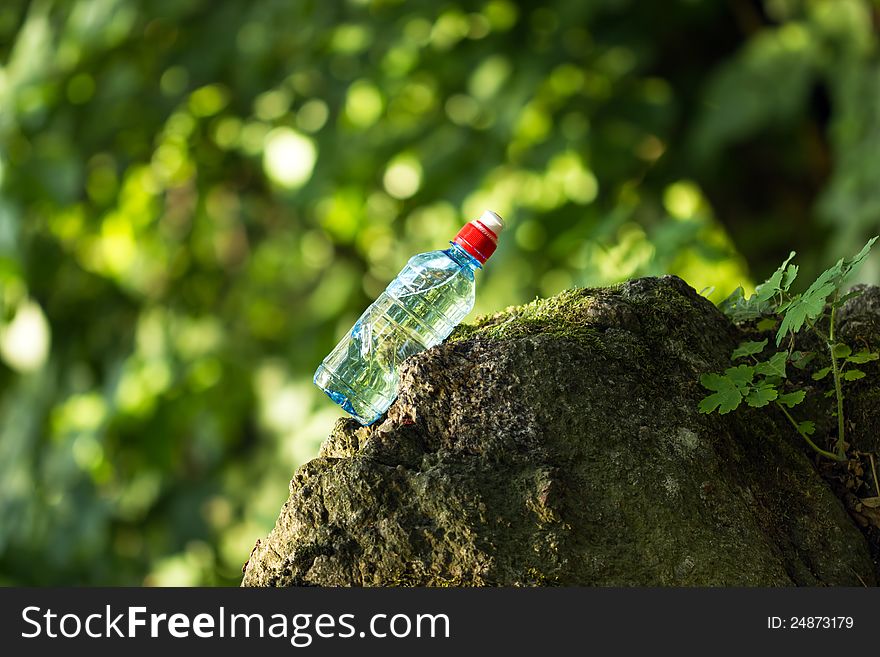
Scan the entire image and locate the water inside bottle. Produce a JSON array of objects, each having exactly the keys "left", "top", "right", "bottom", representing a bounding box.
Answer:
[{"left": 314, "top": 245, "right": 479, "bottom": 424}]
